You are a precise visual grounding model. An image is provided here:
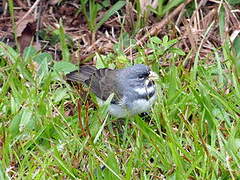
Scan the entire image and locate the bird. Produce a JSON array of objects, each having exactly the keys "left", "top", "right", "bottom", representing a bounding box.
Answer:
[{"left": 66, "top": 64, "right": 158, "bottom": 118}]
